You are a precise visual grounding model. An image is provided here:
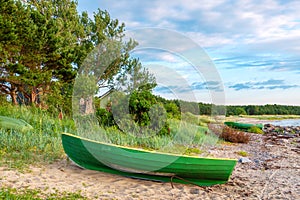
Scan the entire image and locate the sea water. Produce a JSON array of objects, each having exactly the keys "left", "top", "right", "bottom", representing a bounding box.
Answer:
[{"left": 271, "top": 119, "right": 300, "bottom": 126}]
